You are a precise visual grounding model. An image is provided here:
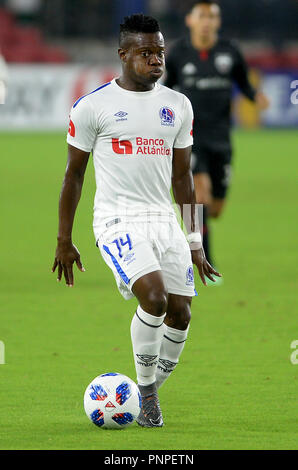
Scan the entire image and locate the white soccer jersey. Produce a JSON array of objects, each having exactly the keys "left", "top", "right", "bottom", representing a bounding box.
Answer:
[{"left": 66, "top": 78, "right": 193, "bottom": 229}]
